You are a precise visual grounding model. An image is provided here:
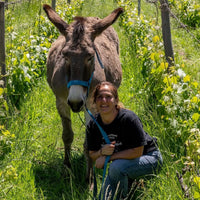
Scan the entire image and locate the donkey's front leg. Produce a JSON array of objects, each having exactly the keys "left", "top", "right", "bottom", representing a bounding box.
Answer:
[
  {"left": 84, "top": 140, "right": 94, "bottom": 189},
  {"left": 61, "top": 116, "right": 74, "bottom": 167},
  {"left": 84, "top": 108, "right": 94, "bottom": 189},
  {"left": 57, "top": 98, "right": 74, "bottom": 167}
]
